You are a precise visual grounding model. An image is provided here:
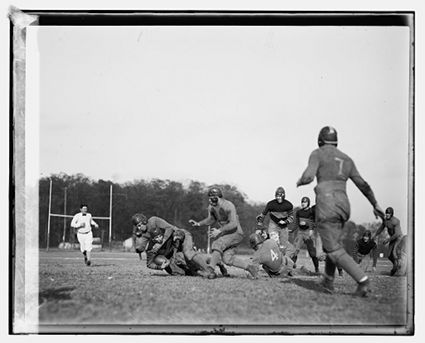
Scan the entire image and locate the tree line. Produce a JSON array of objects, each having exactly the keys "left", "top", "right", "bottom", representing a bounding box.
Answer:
[{"left": 39, "top": 173, "right": 388, "bottom": 254}]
